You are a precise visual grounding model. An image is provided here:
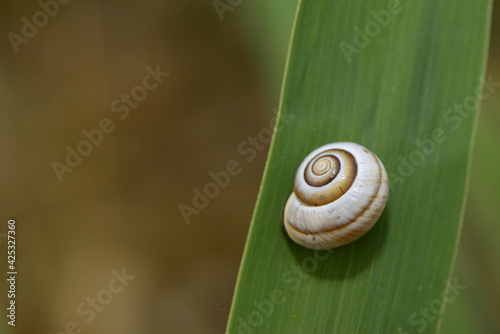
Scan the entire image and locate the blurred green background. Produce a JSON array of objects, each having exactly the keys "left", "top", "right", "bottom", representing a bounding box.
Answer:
[{"left": 0, "top": 1, "right": 498, "bottom": 333}]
